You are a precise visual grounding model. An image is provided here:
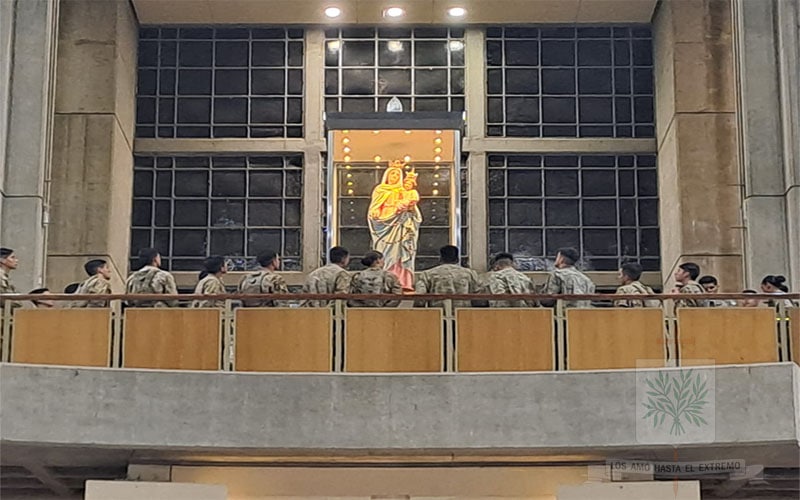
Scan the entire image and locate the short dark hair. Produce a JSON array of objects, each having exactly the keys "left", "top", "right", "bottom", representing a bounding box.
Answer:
[
  {"left": 137, "top": 248, "right": 160, "bottom": 269},
  {"left": 698, "top": 275, "right": 718, "bottom": 286},
  {"left": 492, "top": 252, "right": 514, "bottom": 269},
  {"left": 361, "top": 250, "right": 383, "bottom": 267},
  {"left": 620, "top": 262, "right": 643, "bottom": 281},
  {"left": 742, "top": 289, "right": 757, "bottom": 294},
  {"left": 557, "top": 247, "right": 580, "bottom": 266},
  {"left": 203, "top": 256, "right": 226, "bottom": 275},
  {"left": 678, "top": 262, "right": 701, "bottom": 280},
  {"left": 440, "top": 245, "right": 460, "bottom": 264},
  {"left": 84, "top": 259, "right": 107, "bottom": 276},
  {"left": 761, "top": 274, "right": 788, "bottom": 292},
  {"left": 0, "top": 247, "right": 14, "bottom": 258},
  {"left": 29, "top": 288, "right": 49, "bottom": 295},
  {"left": 329, "top": 246, "right": 349, "bottom": 264},
  {"left": 64, "top": 283, "right": 80, "bottom": 294},
  {"left": 257, "top": 250, "right": 278, "bottom": 268}
]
